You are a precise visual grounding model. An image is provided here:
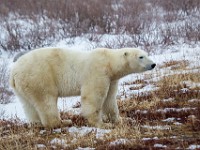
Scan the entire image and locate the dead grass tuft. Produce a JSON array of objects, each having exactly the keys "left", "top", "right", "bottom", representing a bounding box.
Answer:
[
  {"left": 61, "top": 112, "right": 88, "bottom": 127},
  {"left": 160, "top": 60, "right": 189, "bottom": 70}
]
